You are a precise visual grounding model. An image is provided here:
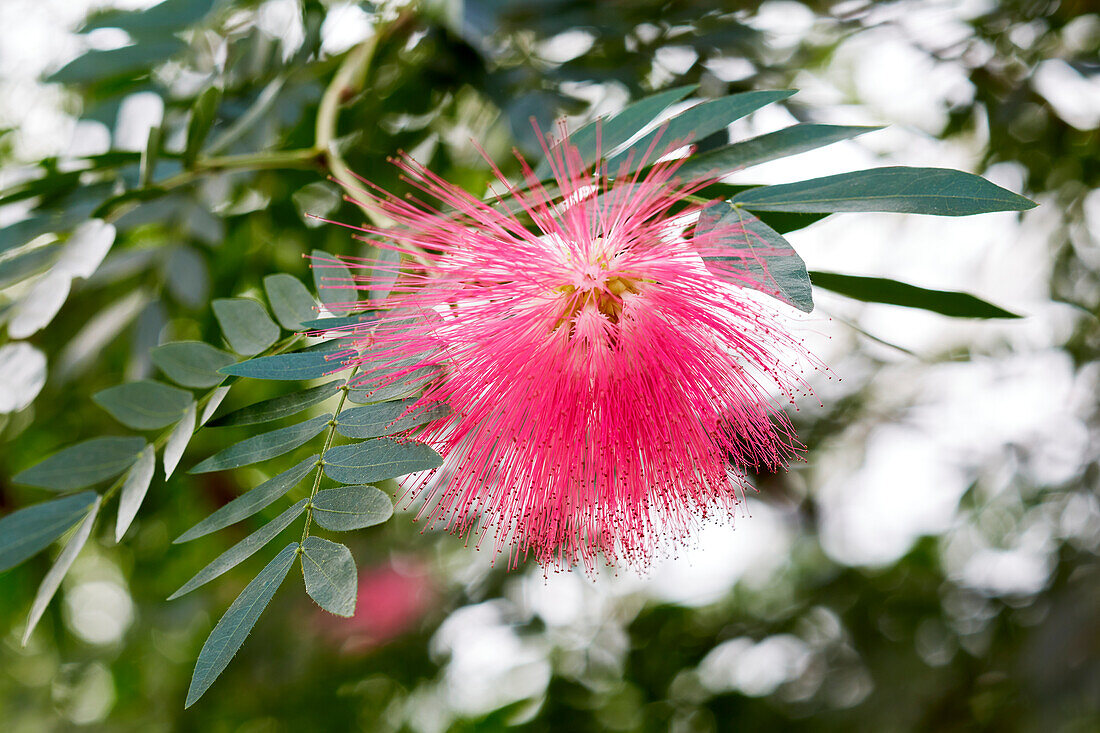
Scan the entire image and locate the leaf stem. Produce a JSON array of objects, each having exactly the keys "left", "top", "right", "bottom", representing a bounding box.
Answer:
[{"left": 300, "top": 368, "right": 357, "bottom": 544}]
